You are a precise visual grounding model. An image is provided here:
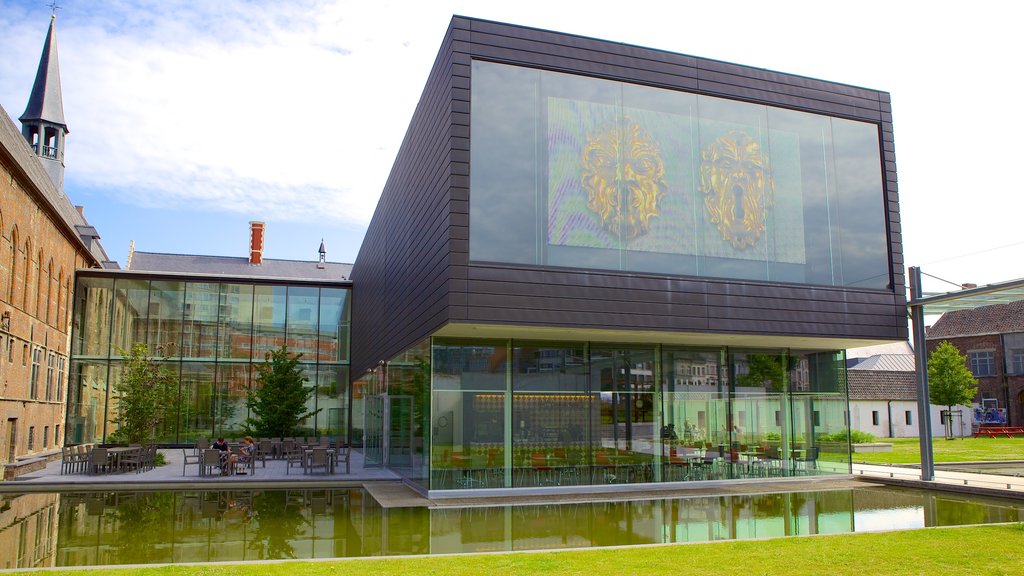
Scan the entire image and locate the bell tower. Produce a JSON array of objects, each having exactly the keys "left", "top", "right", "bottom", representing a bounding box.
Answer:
[{"left": 20, "top": 14, "right": 68, "bottom": 193}]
